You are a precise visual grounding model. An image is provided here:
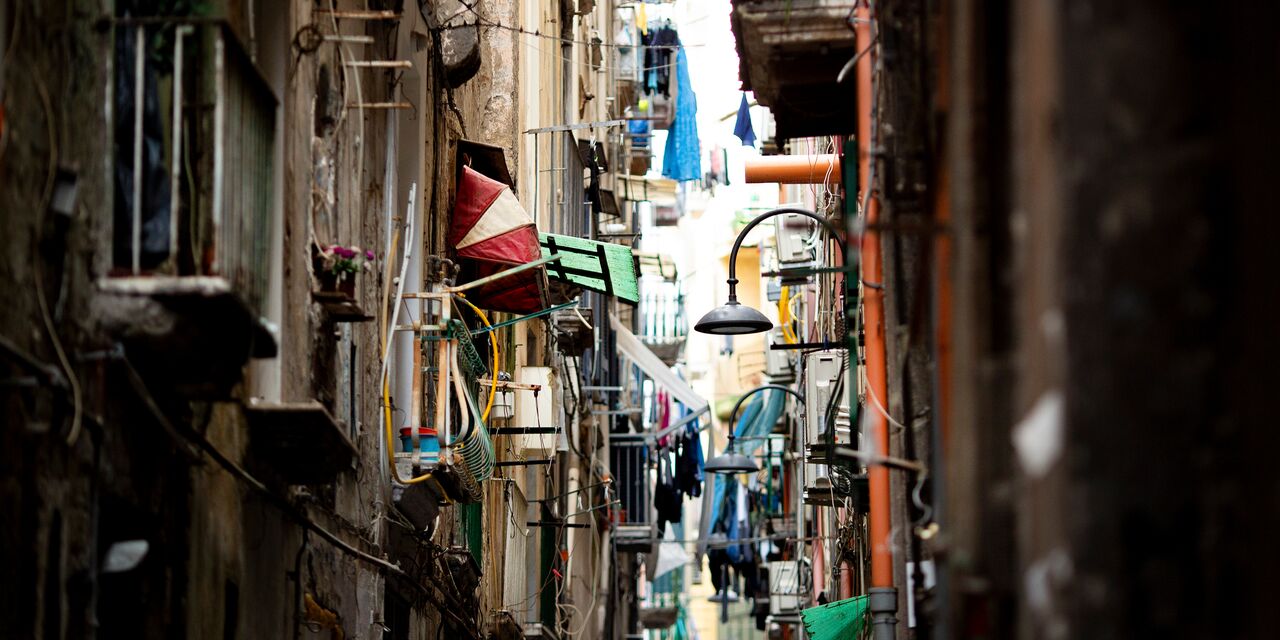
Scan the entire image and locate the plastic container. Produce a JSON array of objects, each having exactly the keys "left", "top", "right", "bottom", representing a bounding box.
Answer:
[{"left": 398, "top": 427, "right": 440, "bottom": 463}]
